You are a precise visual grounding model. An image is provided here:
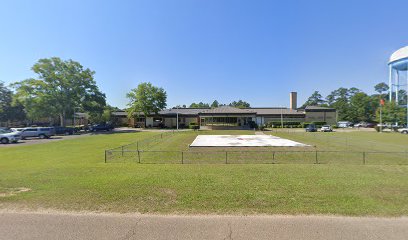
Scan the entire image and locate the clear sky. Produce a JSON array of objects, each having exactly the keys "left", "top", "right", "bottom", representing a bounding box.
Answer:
[{"left": 1, "top": 0, "right": 408, "bottom": 109}]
